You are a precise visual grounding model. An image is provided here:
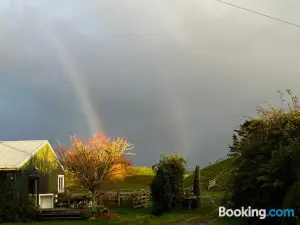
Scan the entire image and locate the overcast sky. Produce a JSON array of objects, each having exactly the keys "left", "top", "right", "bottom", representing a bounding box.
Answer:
[{"left": 0, "top": 0, "right": 300, "bottom": 169}]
